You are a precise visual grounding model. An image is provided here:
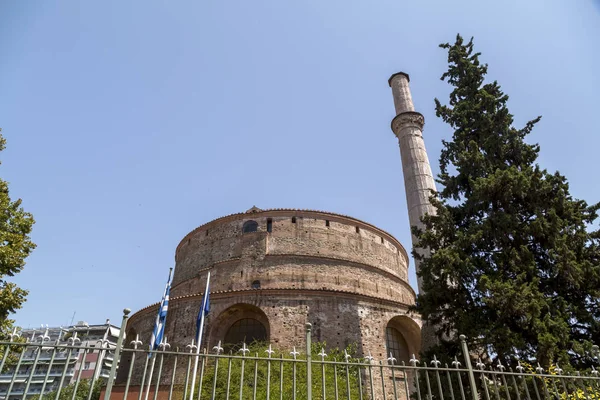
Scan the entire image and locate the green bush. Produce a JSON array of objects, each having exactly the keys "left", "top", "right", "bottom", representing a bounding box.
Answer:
[{"left": 190, "top": 341, "right": 365, "bottom": 400}]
